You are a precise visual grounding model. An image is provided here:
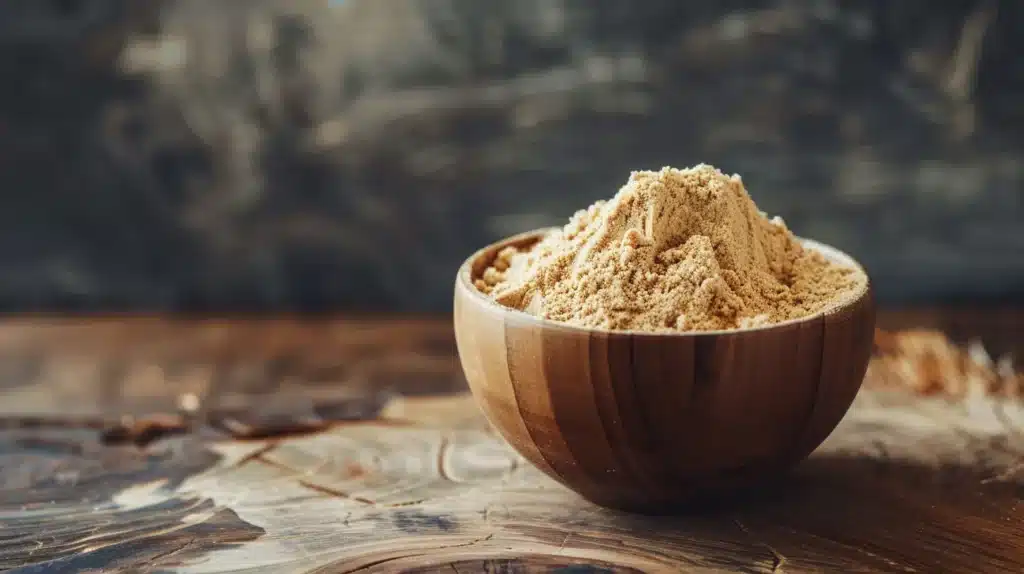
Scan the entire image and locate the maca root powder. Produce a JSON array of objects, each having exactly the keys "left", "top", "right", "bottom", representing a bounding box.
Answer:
[{"left": 476, "top": 164, "right": 865, "bottom": 332}]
